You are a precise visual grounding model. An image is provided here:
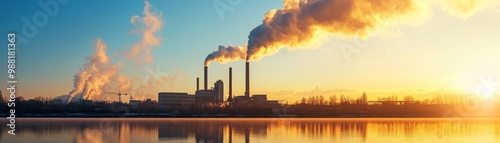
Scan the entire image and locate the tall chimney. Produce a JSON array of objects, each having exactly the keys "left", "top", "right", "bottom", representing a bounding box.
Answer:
[
  {"left": 245, "top": 62, "right": 250, "bottom": 98},
  {"left": 204, "top": 66, "right": 208, "bottom": 90},
  {"left": 228, "top": 67, "right": 233, "bottom": 101},
  {"left": 196, "top": 77, "right": 199, "bottom": 91}
]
